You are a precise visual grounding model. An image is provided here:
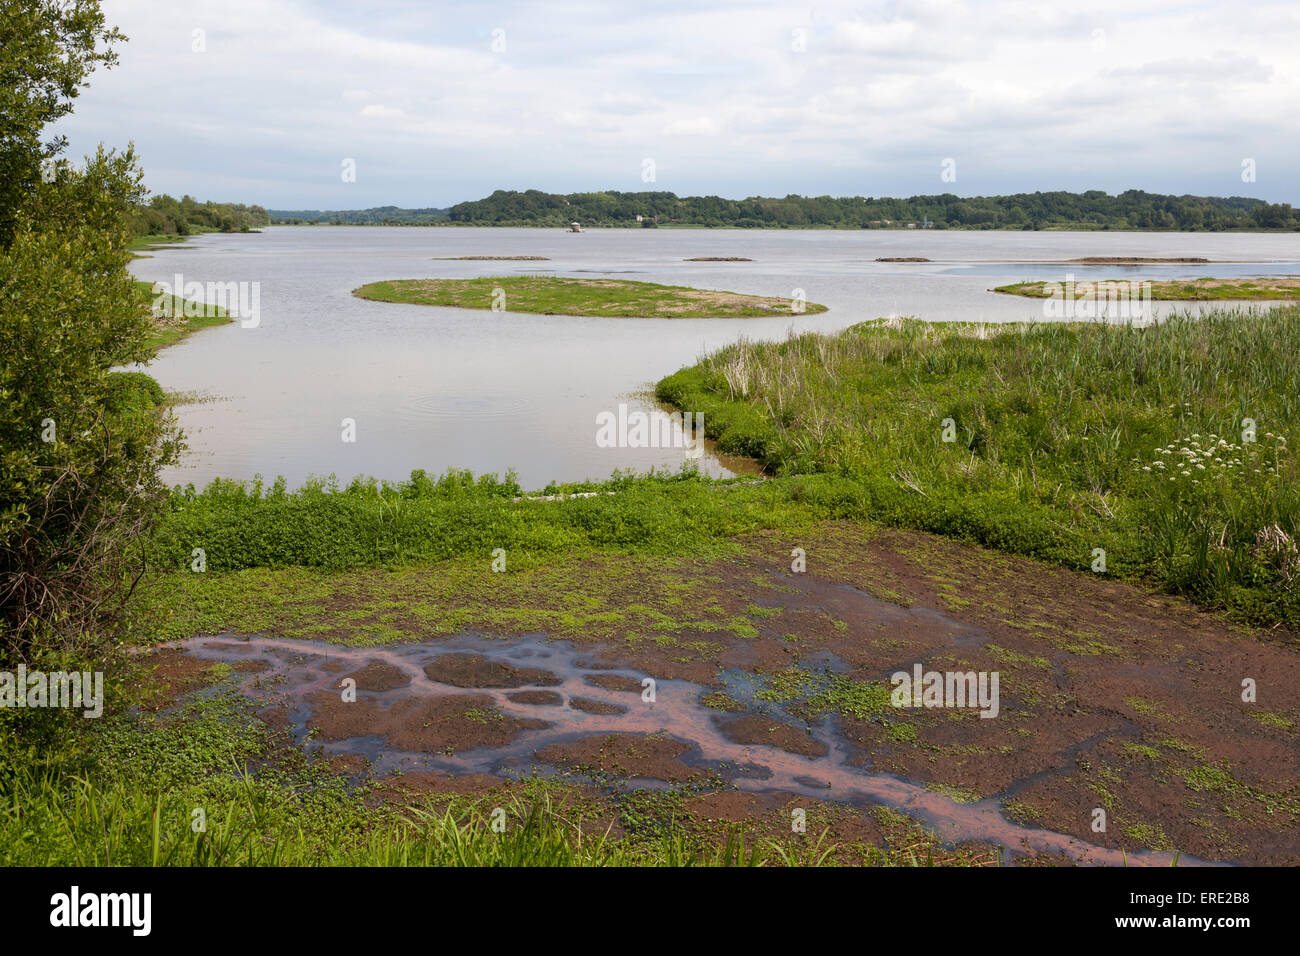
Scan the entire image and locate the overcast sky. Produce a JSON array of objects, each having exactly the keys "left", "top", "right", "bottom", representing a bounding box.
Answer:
[{"left": 50, "top": 0, "right": 1300, "bottom": 208}]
